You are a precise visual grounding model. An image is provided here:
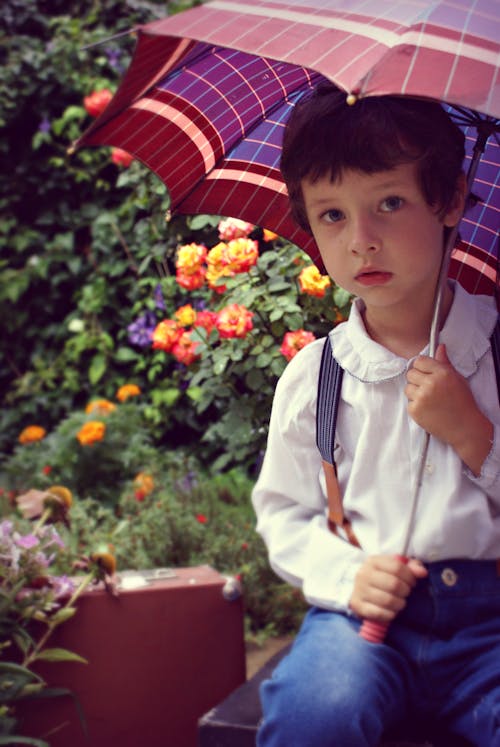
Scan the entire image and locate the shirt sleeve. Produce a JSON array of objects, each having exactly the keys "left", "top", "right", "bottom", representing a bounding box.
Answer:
[
  {"left": 465, "top": 422, "right": 500, "bottom": 497},
  {"left": 251, "top": 341, "right": 365, "bottom": 613}
]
